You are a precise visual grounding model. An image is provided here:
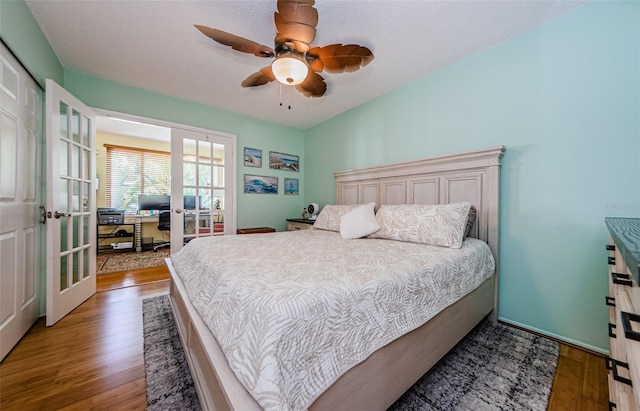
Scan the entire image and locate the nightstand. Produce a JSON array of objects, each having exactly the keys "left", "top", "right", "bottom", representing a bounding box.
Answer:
[{"left": 286, "top": 219, "right": 314, "bottom": 231}]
